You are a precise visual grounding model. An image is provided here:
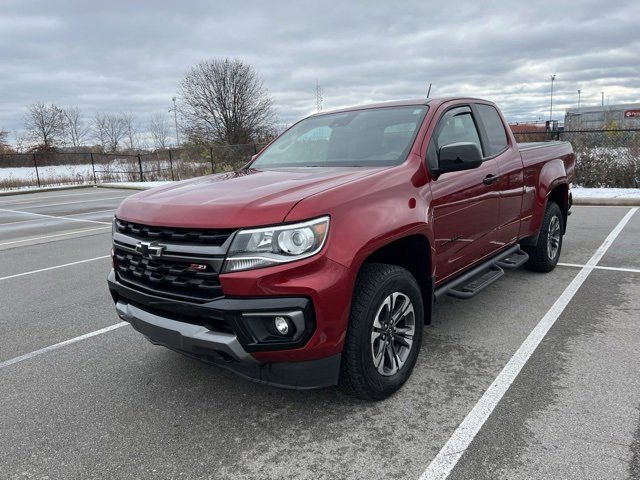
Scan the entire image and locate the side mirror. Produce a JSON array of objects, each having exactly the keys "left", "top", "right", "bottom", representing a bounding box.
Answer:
[{"left": 435, "top": 142, "right": 482, "bottom": 174}]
